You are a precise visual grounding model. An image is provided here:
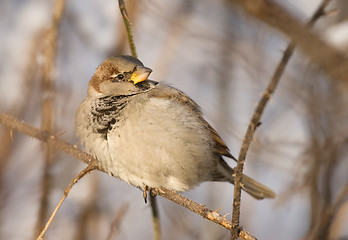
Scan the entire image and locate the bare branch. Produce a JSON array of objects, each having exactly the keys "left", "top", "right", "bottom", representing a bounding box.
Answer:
[
  {"left": 150, "top": 195, "right": 161, "bottom": 240},
  {"left": 230, "top": 1, "right": 332, "bottom": 238},
  {"left": 151, "top": 188, "right": 233, "bottom": 229},
  {"left": 0, "top": 113, "right": 94, "bottom": 166},
  {"left": 118, "top": 0, "right": 137, "bottom": 58}
]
